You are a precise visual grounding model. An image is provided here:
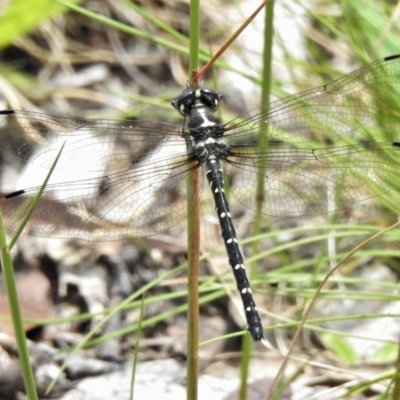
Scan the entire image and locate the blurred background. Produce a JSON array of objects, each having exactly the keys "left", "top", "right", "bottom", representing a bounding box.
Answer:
[{"left": 0, "top": 1, "right": 400, "bottom": 399}]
